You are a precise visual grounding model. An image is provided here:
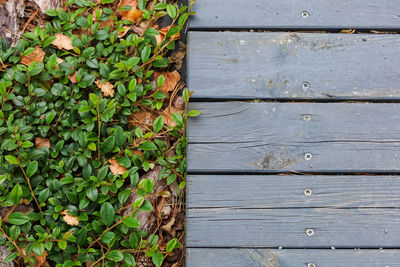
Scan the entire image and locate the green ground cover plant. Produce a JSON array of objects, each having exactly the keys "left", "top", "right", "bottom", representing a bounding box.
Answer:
[{"left": 0, "top": 0, "right": 197, "bottom": 265}]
